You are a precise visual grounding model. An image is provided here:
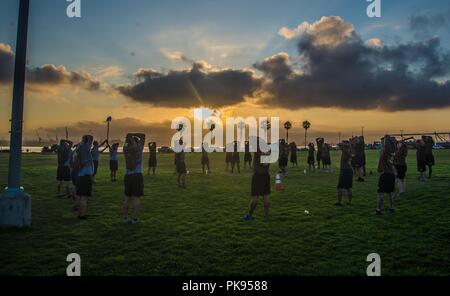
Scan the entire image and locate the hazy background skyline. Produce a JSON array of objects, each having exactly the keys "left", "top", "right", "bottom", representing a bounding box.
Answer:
[{"left": 1, "top": 0, "right": 450, "bottom": 145}]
